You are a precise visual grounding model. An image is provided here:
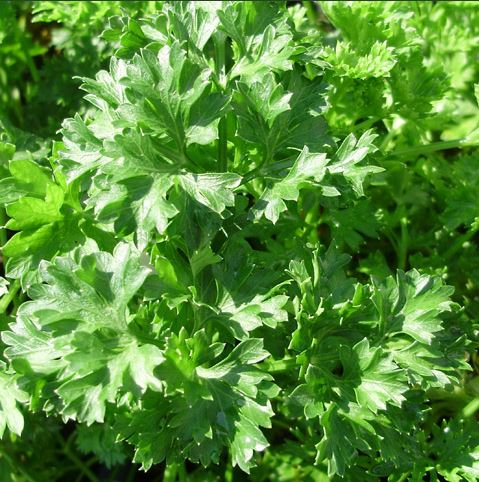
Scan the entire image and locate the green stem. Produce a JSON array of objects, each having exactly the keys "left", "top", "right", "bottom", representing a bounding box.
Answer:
[
  {"left": 384, "top": 229, "right": 400, "bottom": 256},
  {"left": 225, "top": 459, "right": 233, "bottom": 482},
  {"left": 125, "top": 464, "right": 138, "bottom": 482},
  {"left": 395, "top": 473, "right": 410, "bottom": 482},
  {"left": 0, "top": 208, "right": 7, "bottom": 244},
  {"left": 242, "top": 158, "right": 294, "bottom": 185},
  {"left": 218, "top": 118, "right": 228, "bottom": 172},
  {"left": 164, "top": 461, "right": 179, "bottom": 482},
  {"left": 154, "top": 138, "right": 191, "bottom": 167},
  {"left": 273, "top": 419, "right": 293, "bottom": 431},
  {"left": 0, "top": 451, "right": 37, "bottom": 482},
  {"left": 462, "top": 398, "right": 479, "bottom": 418},
  {"left": 398, "top": 215, "right": 409, "bottom": 271},
  {"left": 351, "top": 116, "right": 381, "bottom": 134},
  {"left": 214, "top": 30, "right": 226, "bottom": 87},
  {"left": 178, "top": 462, "right": 187, "bottom": 482},
  {"left": 0, "top": 279, "right": 20, "bottom": 315},
  {"left": 272, "top": 419, "right": 307, "bottom": 442},
  {"left": 443, "top": 219, "right": 479, "bottom": 260},
  {"left": 74, "top": 457, "right": 99, "bottom": 482},
  {"left": 57, "top": 434, "right": 100, "bottom": 482},
  {"left": 215, "top": 31, "right": 228, "bottom": 172},
  {"left": 262, "top": 357, "right": 297, "bottom": 373},
  {"left": 225, "top": 456, "right": 234, "bottom": 482},
  {"left": 390, "top": 138, "right": 467, "bottom": 158},
  {"left": 18, "top": 14, "right": 40, "bottom": 84},
  {"left": 23, "top": 45, "right": 40, "bottom": 84},
  {"left": 379, "top": 127, "right": 396, "bottom": 152},
  {"left": 107, "top": 465, "right": 121, "bottom": 482},
  {"left": 303, "top": 1, "right": 319, "bottom": 24}
]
